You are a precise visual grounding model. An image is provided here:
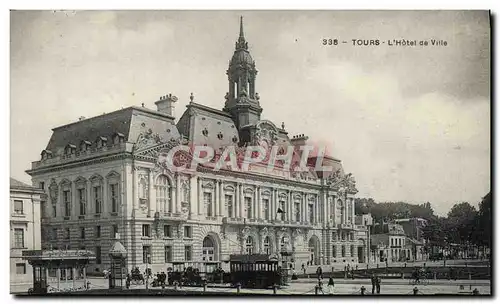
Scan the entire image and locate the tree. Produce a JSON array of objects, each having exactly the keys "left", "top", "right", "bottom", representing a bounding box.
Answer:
[
  {"left": 447, "top": 202, "right": 477, "bottom": 245},
  {"left": 472, "top": 192, "right": 491, "bottom": 248}
]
